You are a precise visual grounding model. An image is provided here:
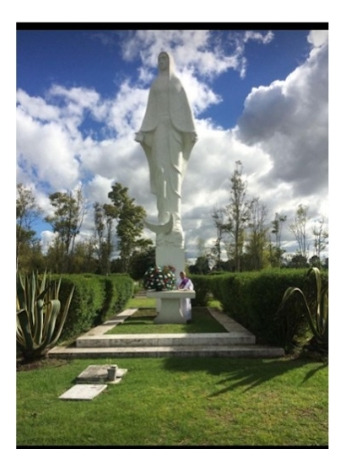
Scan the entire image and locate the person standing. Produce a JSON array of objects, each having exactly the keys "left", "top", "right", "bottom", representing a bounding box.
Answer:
[{"left": 178, "top": 271, "right": 194, "bottom": 322}]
